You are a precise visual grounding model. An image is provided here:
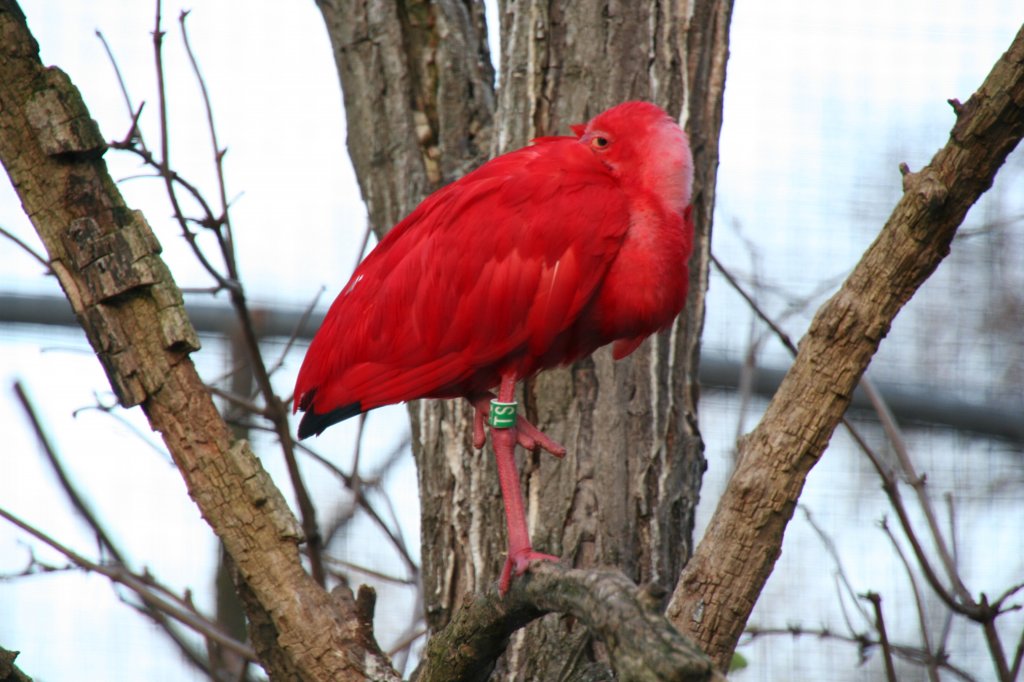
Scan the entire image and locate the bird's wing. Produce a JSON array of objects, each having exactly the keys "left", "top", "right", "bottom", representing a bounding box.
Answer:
[{"left": 295, "top": 138, "right": 630, "bottom": 420}]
